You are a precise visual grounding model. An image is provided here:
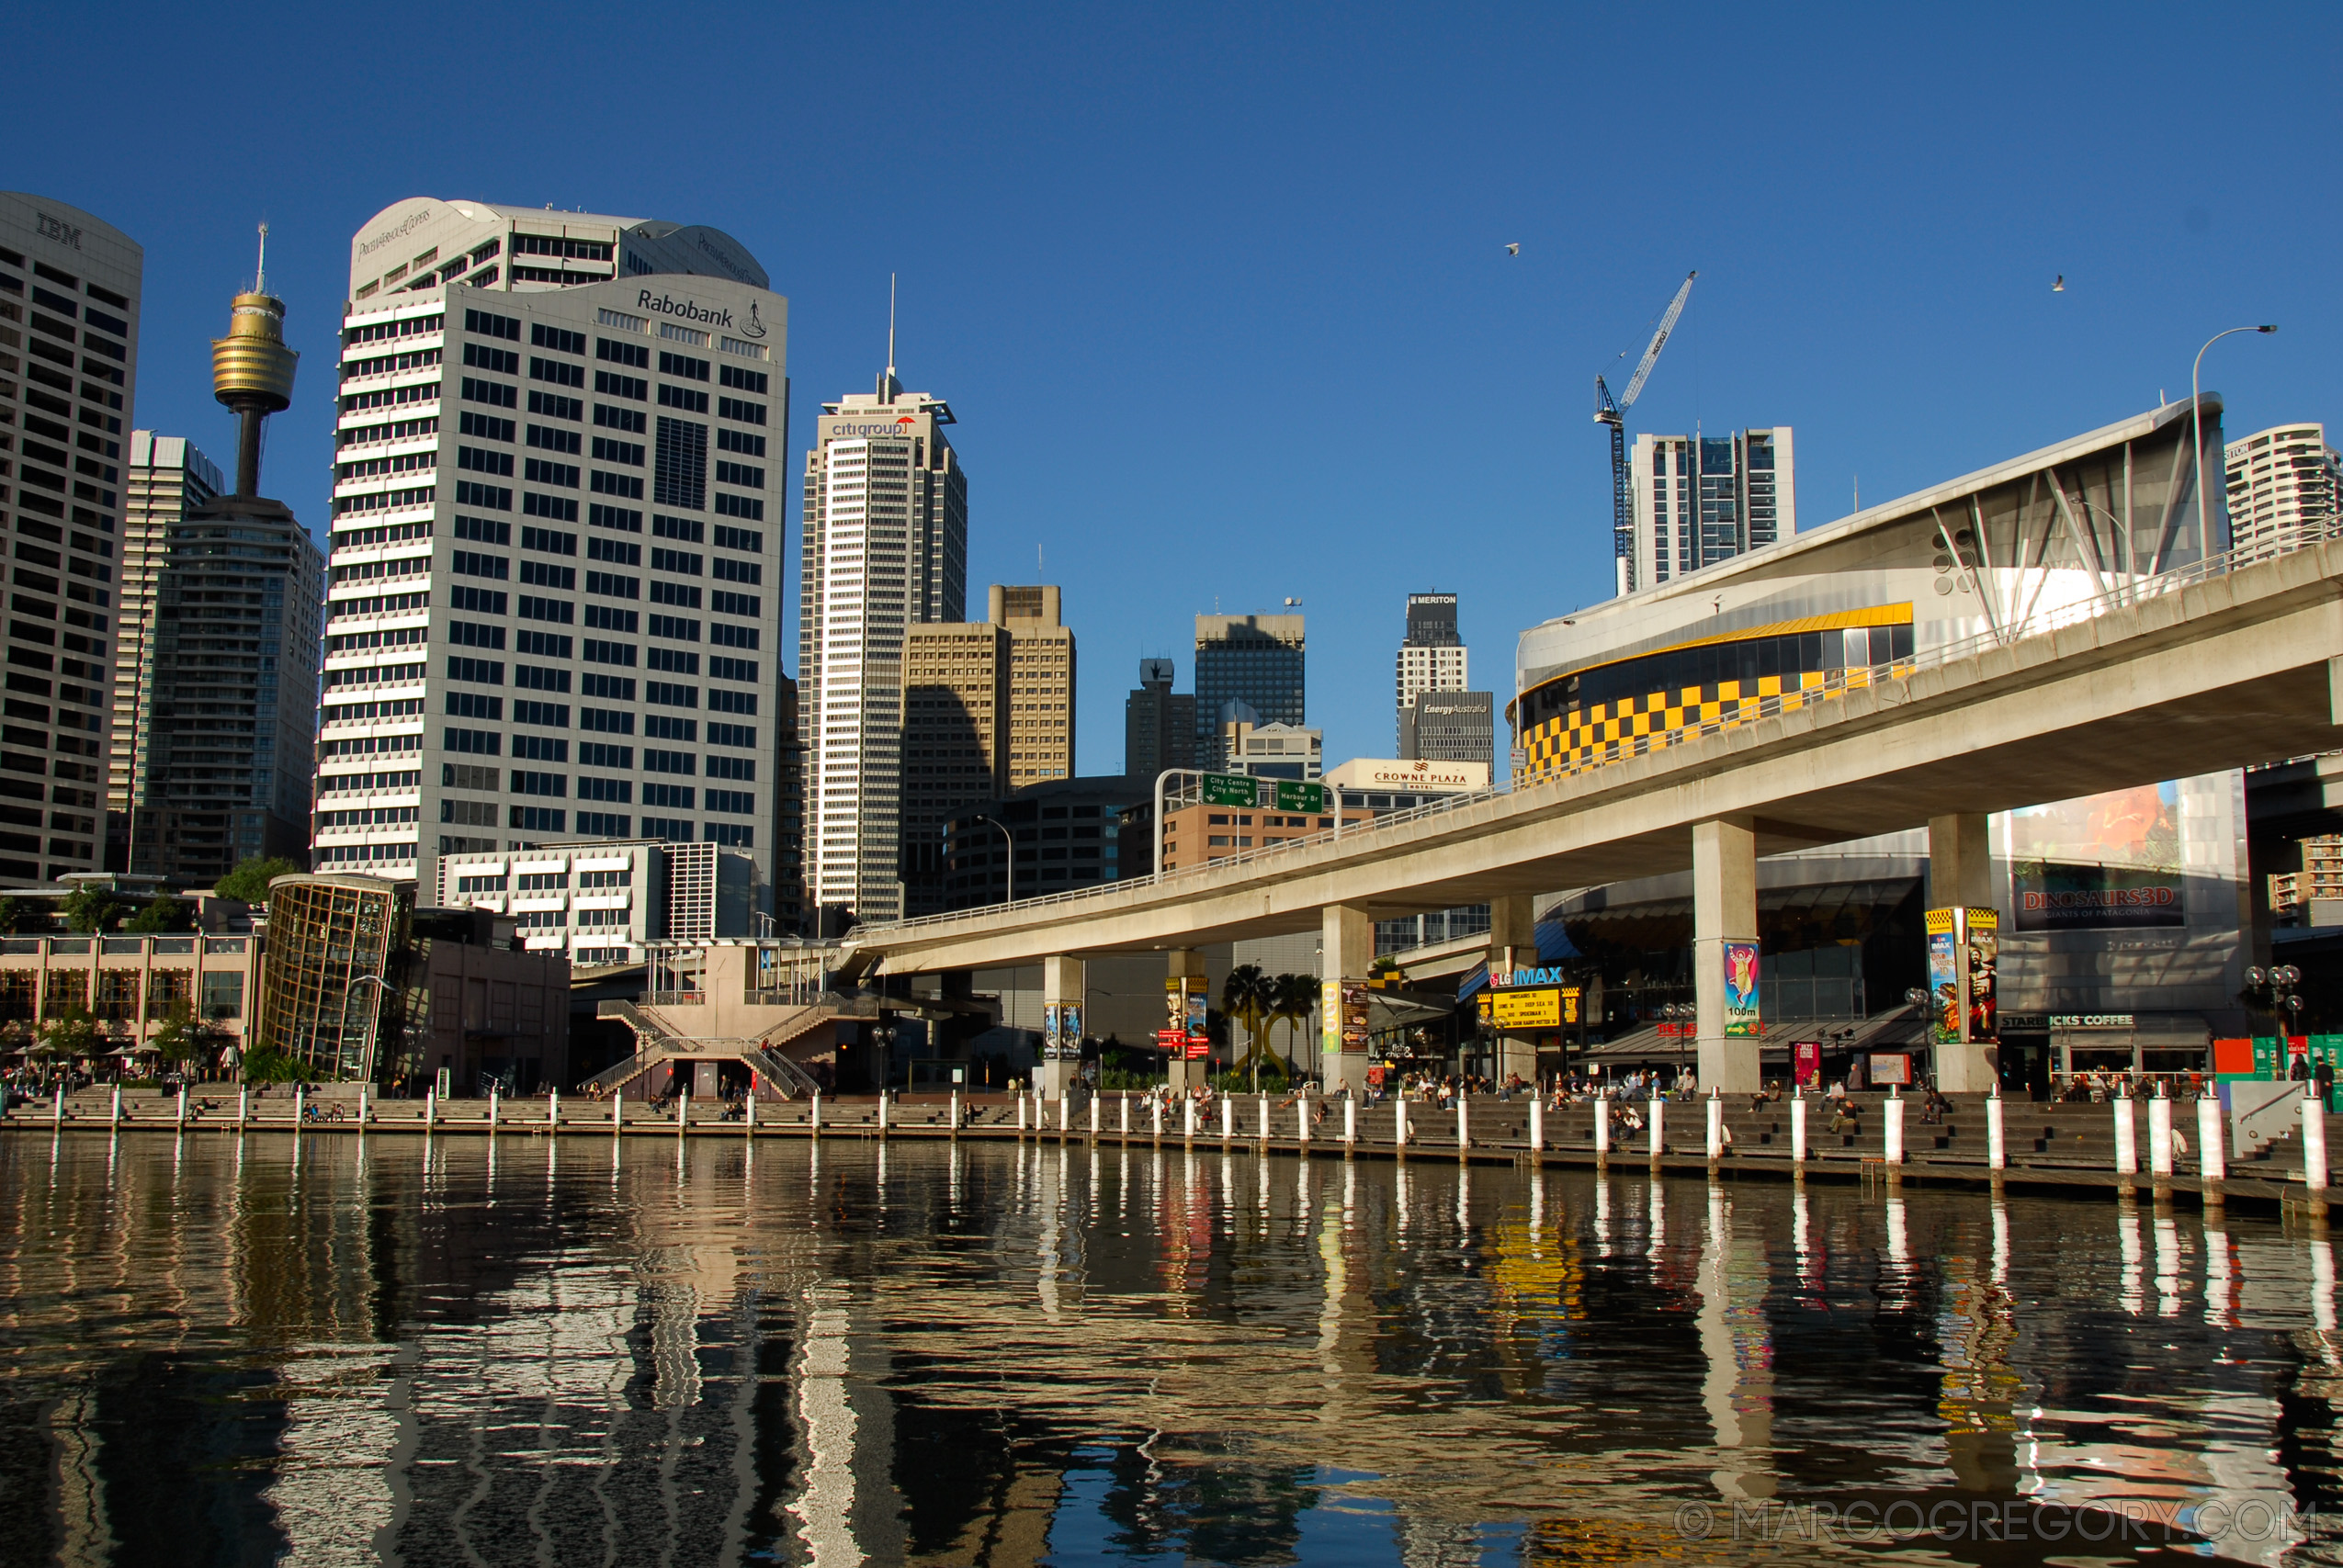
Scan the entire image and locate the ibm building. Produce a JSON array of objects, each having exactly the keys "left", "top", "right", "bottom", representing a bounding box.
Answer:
[{"left": 321, "top": 198, "right": 789, "bottom": 922}]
